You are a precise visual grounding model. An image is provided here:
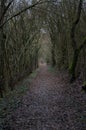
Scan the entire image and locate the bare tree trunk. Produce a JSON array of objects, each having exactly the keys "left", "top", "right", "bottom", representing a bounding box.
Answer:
[
  {"left": 0, "top": 29, "right": 5, "bottom": 97},
  {"left": 51, "top": 43, "right": 56, "bottom": 66},
  {"left": 70, "top": 0, "right": 83, "bottom": 82}
]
